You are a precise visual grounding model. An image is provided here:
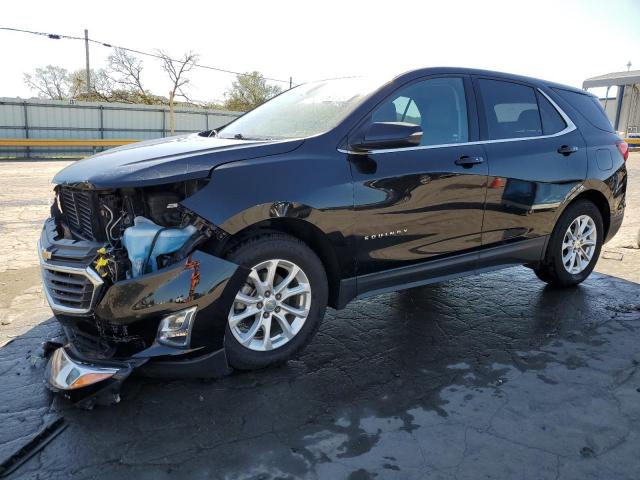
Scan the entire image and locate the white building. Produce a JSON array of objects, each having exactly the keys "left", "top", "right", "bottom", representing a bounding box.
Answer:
[{"left": 583, "top": 70, "right": 640, "bottom": 138}]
